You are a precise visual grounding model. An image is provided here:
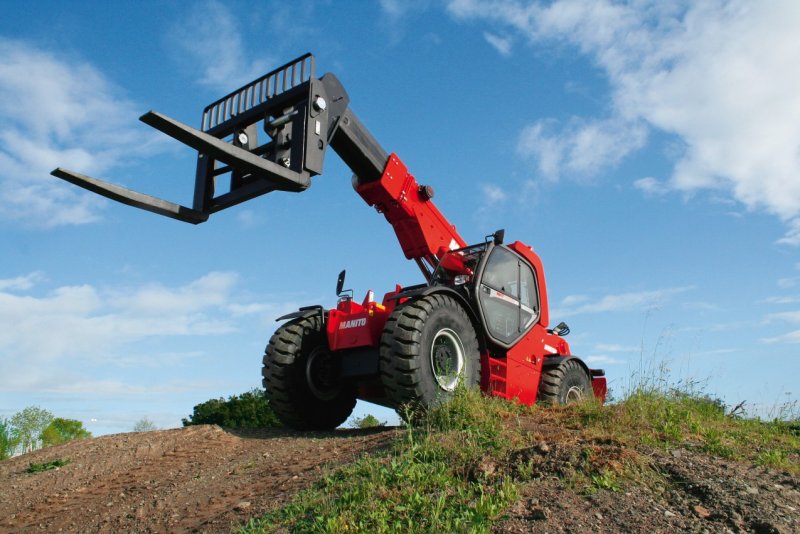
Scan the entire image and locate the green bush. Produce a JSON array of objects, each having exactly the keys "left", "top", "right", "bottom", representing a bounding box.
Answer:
[
  {"left": 349, "top": 414, "right": 386, "bottom": 429},
  {"left": 182, "top": 389, "right": 282, "bottom": 428},
  {"left": 27, "top": 459, "right": 70, "bottom": 473},
  {"left": 40, "top": 418, "right": 91, "bottom": 447}
]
